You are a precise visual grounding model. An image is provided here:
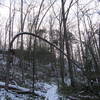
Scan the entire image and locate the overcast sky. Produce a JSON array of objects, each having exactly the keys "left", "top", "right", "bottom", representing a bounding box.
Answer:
[
  {"left": 0, "top": 0, "right": 100, "bottom": 47},
  {"left": 0, "top": 0, "right": 100, "bottom": 31}
]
